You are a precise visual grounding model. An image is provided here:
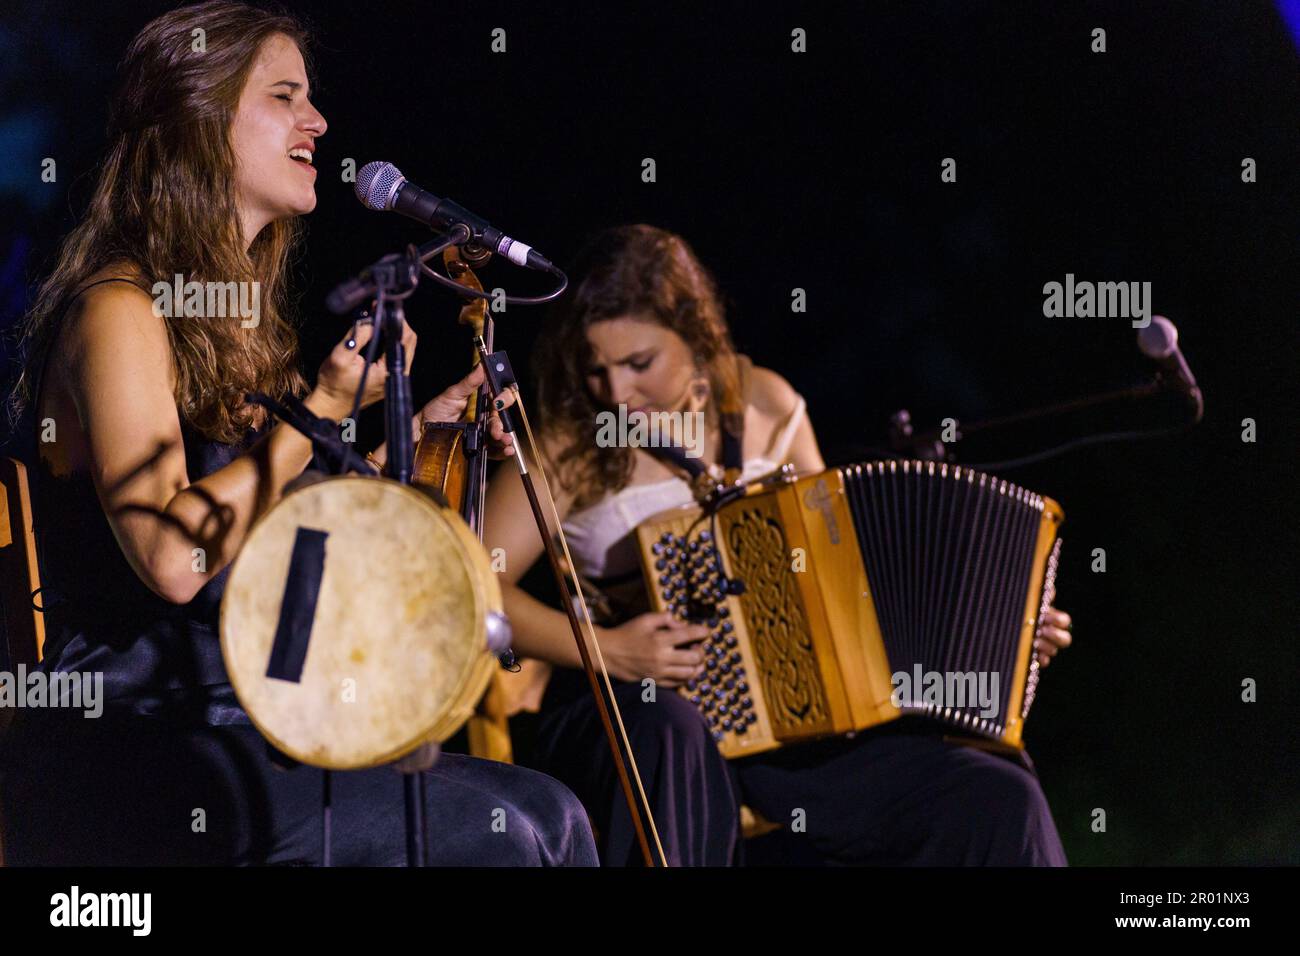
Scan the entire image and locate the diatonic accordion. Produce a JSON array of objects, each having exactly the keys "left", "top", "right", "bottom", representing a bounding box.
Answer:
[{"left": 634, "top": 460, "right": 1063, "bottom": 759}]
